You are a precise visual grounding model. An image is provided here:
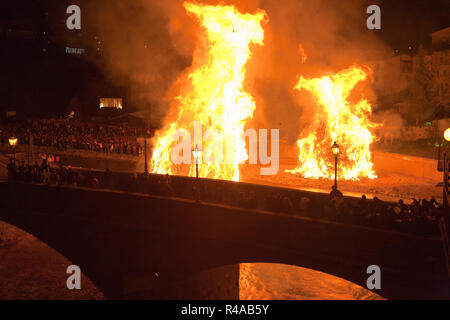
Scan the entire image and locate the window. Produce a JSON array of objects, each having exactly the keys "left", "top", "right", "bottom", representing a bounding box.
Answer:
[{"left": 401, "top": 60, "right": 413, "bottom": 73}]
